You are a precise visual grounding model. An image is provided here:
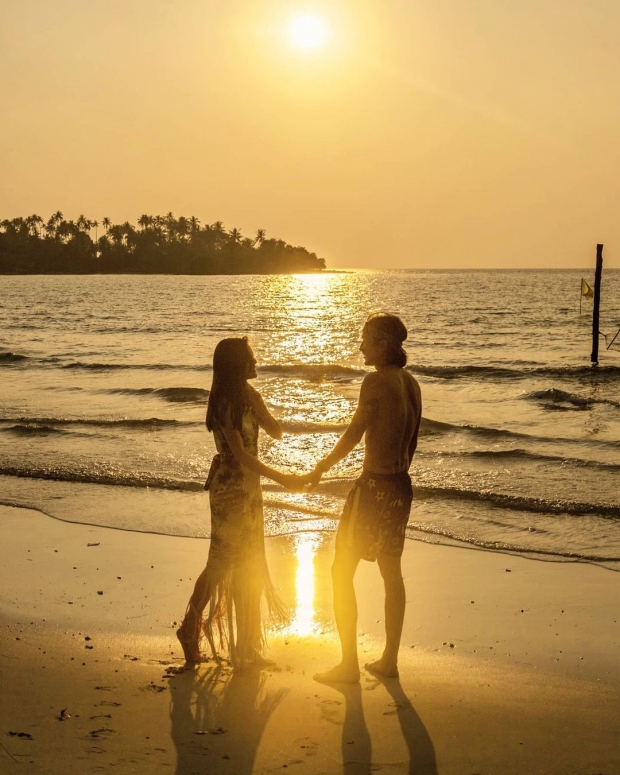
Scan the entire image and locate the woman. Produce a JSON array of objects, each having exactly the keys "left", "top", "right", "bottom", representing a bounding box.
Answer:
[{"left": 177, "top": 337, "right": 301, "bottom": 668}]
